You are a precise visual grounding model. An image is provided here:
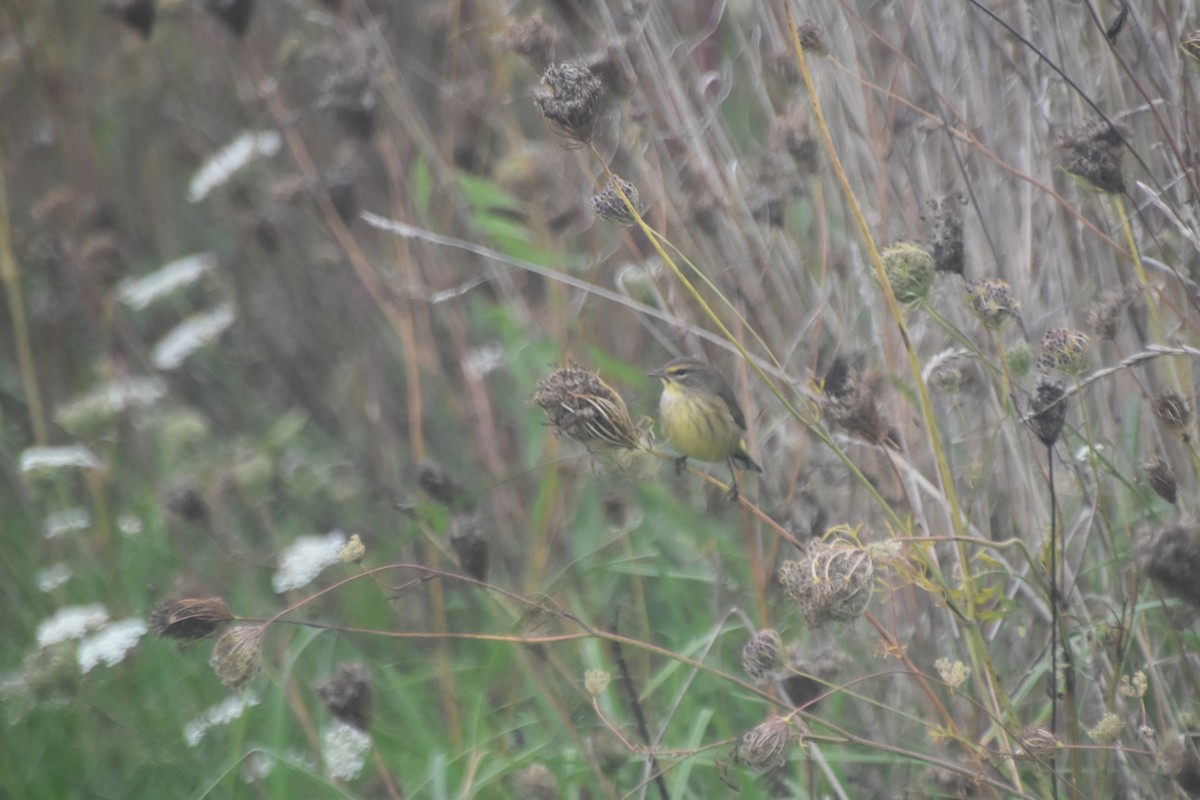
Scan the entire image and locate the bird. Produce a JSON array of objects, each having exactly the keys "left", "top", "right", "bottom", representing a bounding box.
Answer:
[{"left": 648, "top": 357, "right": 763, "bottom": 500}]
